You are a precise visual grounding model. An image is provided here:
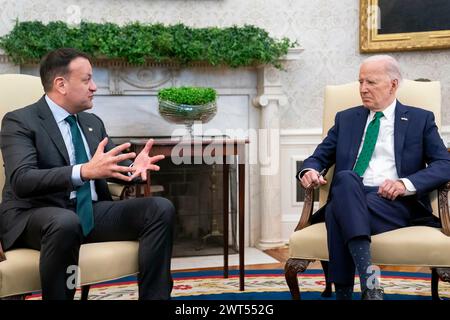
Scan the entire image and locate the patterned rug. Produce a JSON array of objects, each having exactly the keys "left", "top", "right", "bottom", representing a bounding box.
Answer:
[{"left": 26, "top": 269, "right": 450, "bottom": 300}]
